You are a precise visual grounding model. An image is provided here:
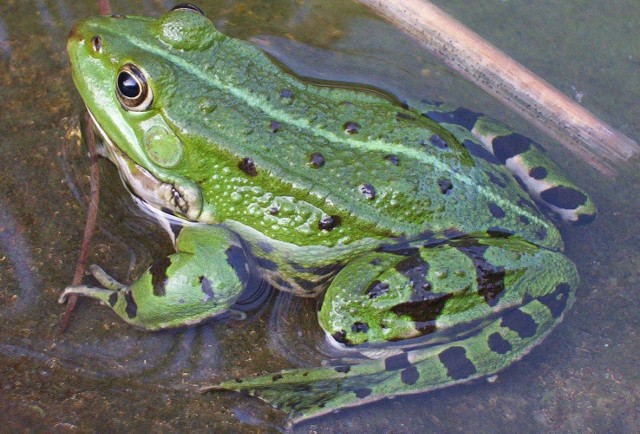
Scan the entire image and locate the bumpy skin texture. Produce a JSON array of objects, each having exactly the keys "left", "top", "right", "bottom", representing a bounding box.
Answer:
[{"left": 61, "top": 8, "right": 595, "bottom": 425}]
